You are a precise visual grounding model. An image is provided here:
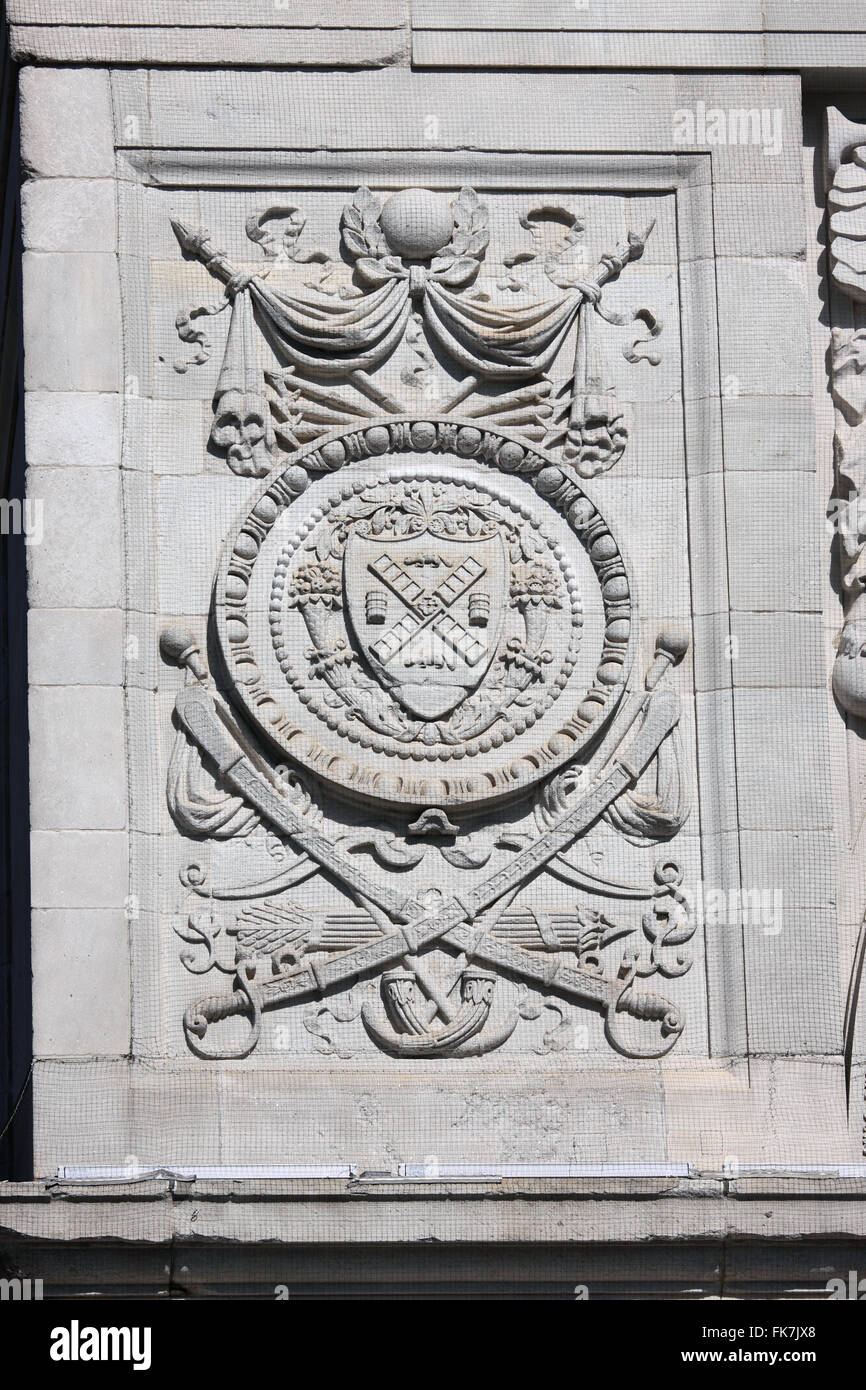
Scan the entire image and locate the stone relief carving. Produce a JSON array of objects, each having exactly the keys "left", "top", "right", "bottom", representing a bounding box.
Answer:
[
  {"left": 826, "top": 110, "right": 866, "bottom": 718},
  {"left": 171, "top": 185, "right": 660, "bottom": 480},
  {"left": 826, "top": 112, "right": 866, "bottom": 1154},
  {"left": 163, "top": 188, "right": 692, "bottom": 1064}
]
